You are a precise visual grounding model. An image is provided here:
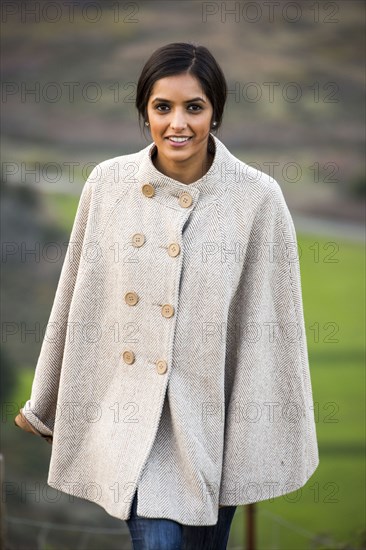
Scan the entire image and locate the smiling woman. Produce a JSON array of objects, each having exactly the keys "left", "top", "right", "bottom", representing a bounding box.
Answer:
[
  {"left": 15, "top": 41, "right": 319, "bottom": 550},
  {"left": 136, "top": 42, "right": 227, "bottom": 185},
  {"left": 145, "top": 74, "right": 216, "bottom": 185}
]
